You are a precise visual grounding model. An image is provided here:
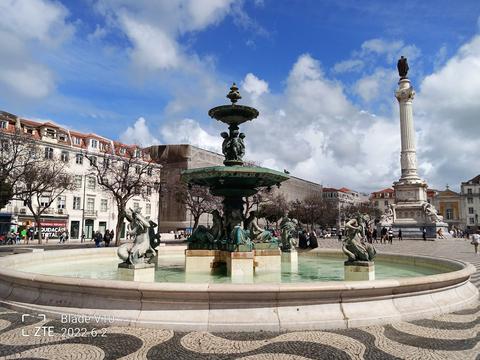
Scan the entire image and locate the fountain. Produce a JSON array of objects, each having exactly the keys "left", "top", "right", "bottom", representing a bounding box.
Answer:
[
  {"left": 0, "top": 84, "right": 477, "bottom": 332},
  {"left": 181, "top": 84, "right": 290, "bottom": 281}
]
